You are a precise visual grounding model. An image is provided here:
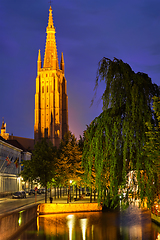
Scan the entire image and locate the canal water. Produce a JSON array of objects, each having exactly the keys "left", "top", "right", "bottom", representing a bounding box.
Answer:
[{"left": 12, "top": 205, "right": 160, "bottom": 240}]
